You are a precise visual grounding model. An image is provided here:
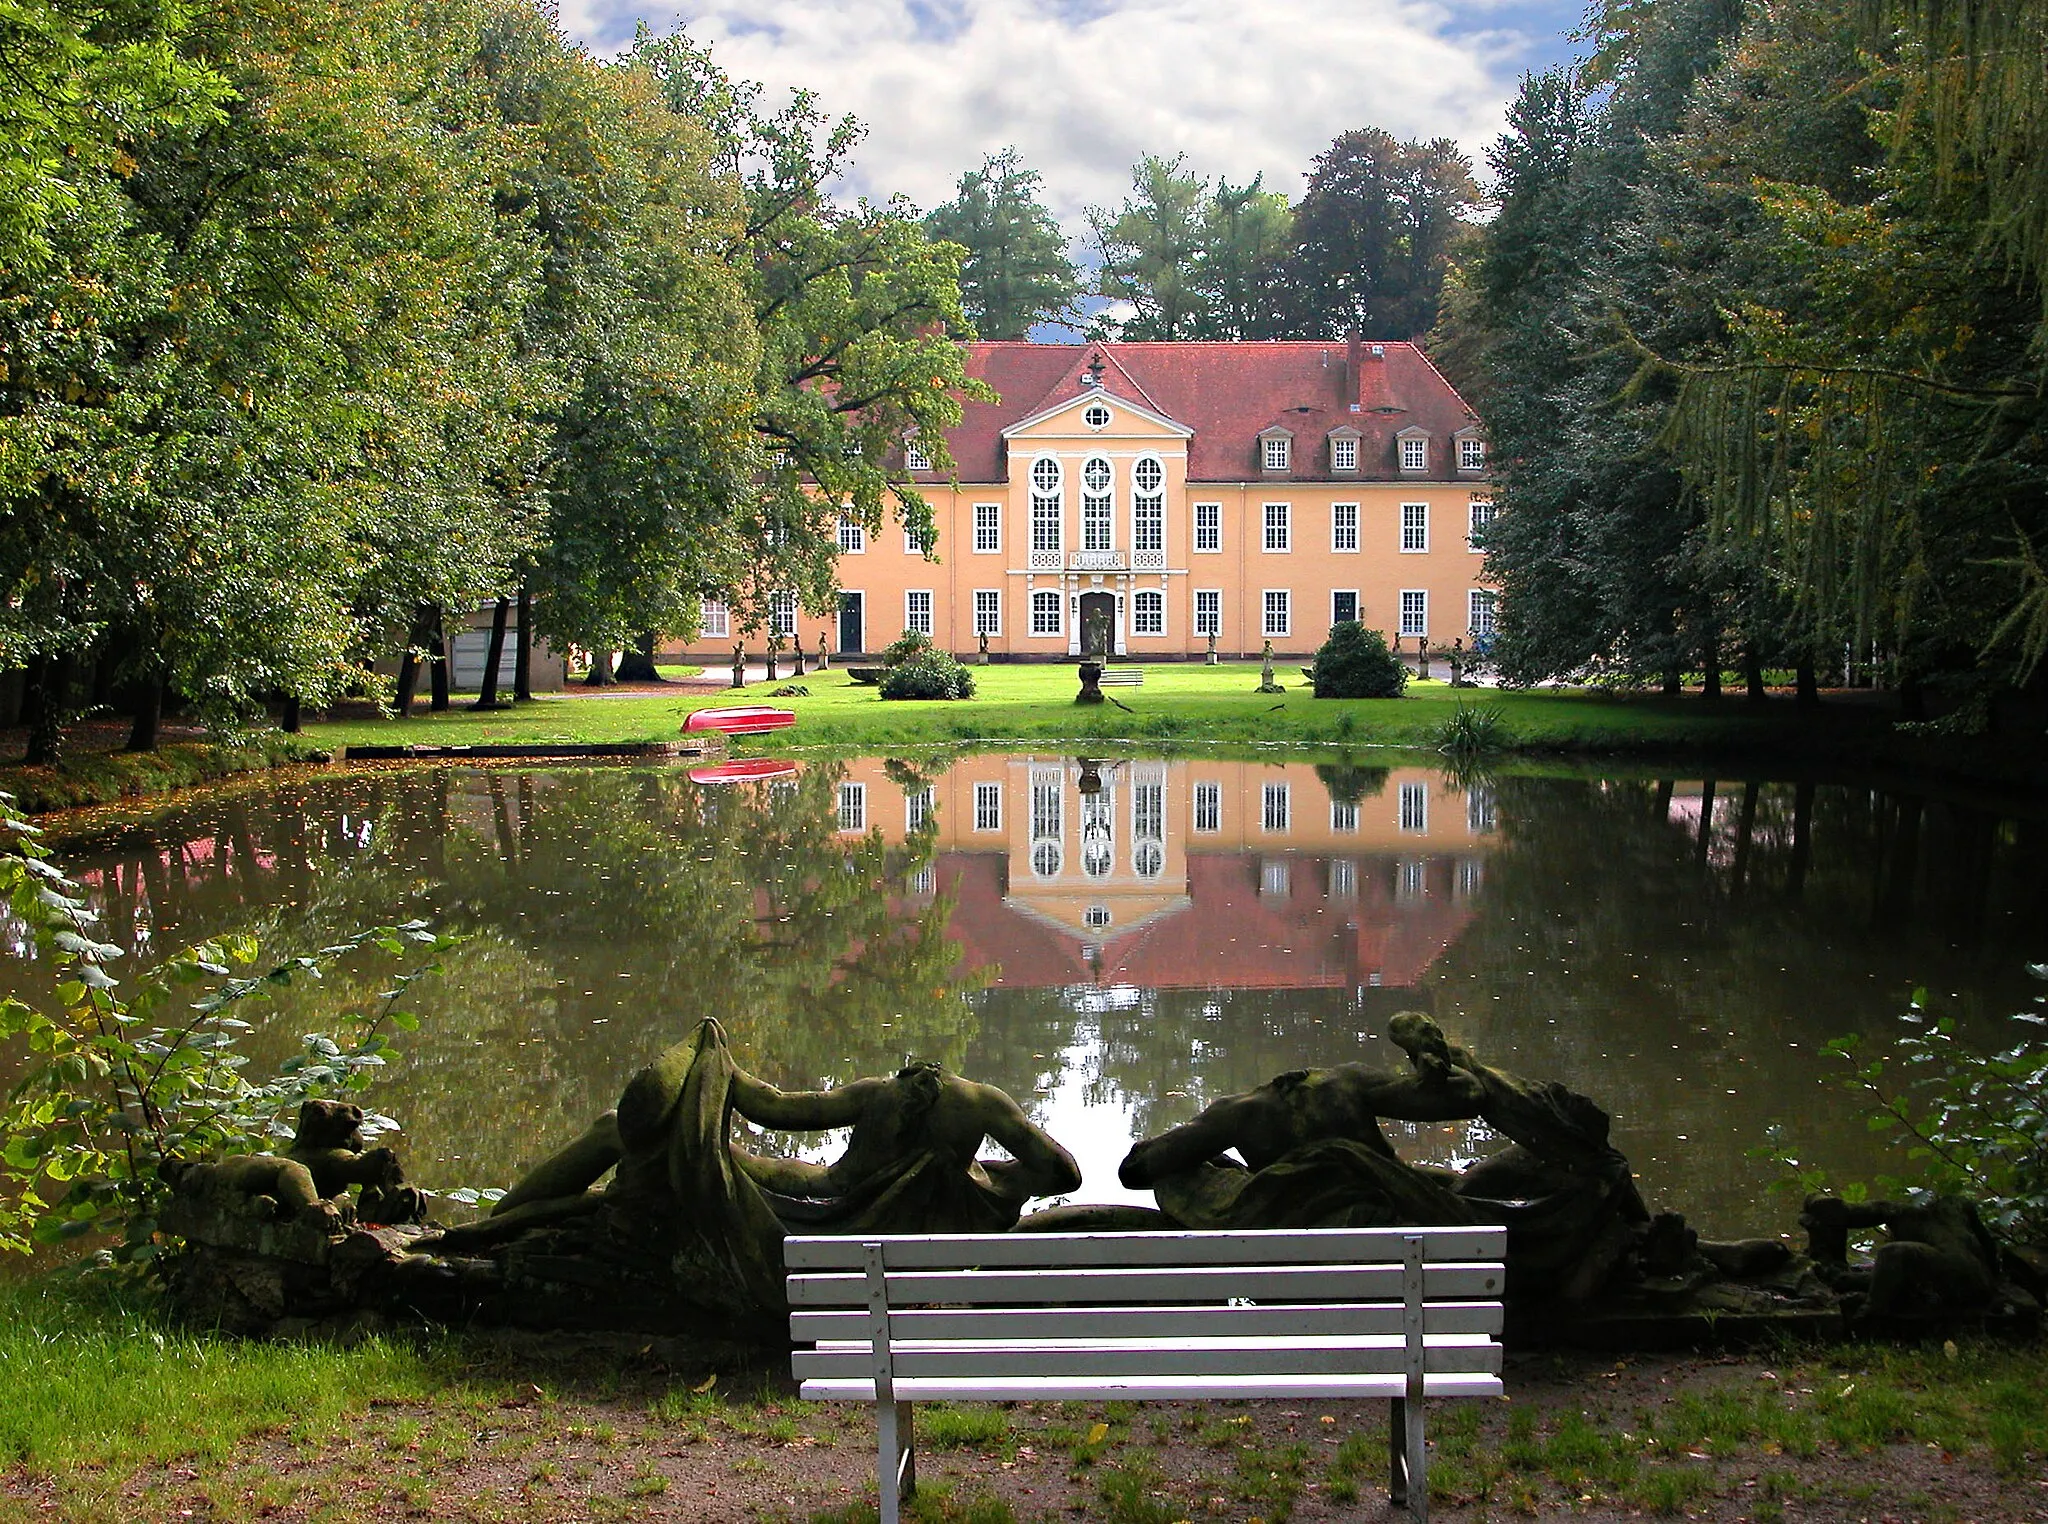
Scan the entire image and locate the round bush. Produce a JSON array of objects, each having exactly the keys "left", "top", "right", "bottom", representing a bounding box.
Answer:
[
  {"left": 1309, "top": 622, "right": 1407, "bottom": 698},
  {"left": 881, "top": 628, "right": 936, "bottom": 668},
  {"left": 879, "top": 647, "right": 976, "bottom": 700}
]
